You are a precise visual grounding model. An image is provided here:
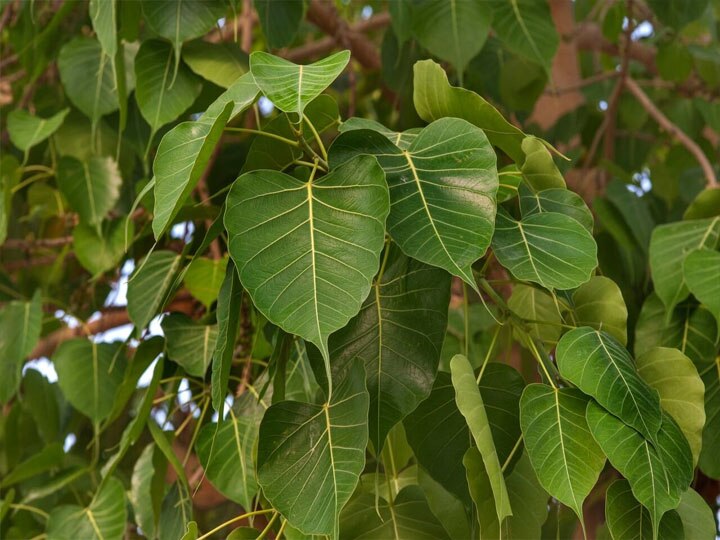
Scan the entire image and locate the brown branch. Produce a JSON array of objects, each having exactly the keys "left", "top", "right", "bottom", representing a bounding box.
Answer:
[
  {"left": 2, "top": 236, "right": 74, "bottom": 250},
  {"left": 625, "top": 77, "right": 718, "bottom": 187}
]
